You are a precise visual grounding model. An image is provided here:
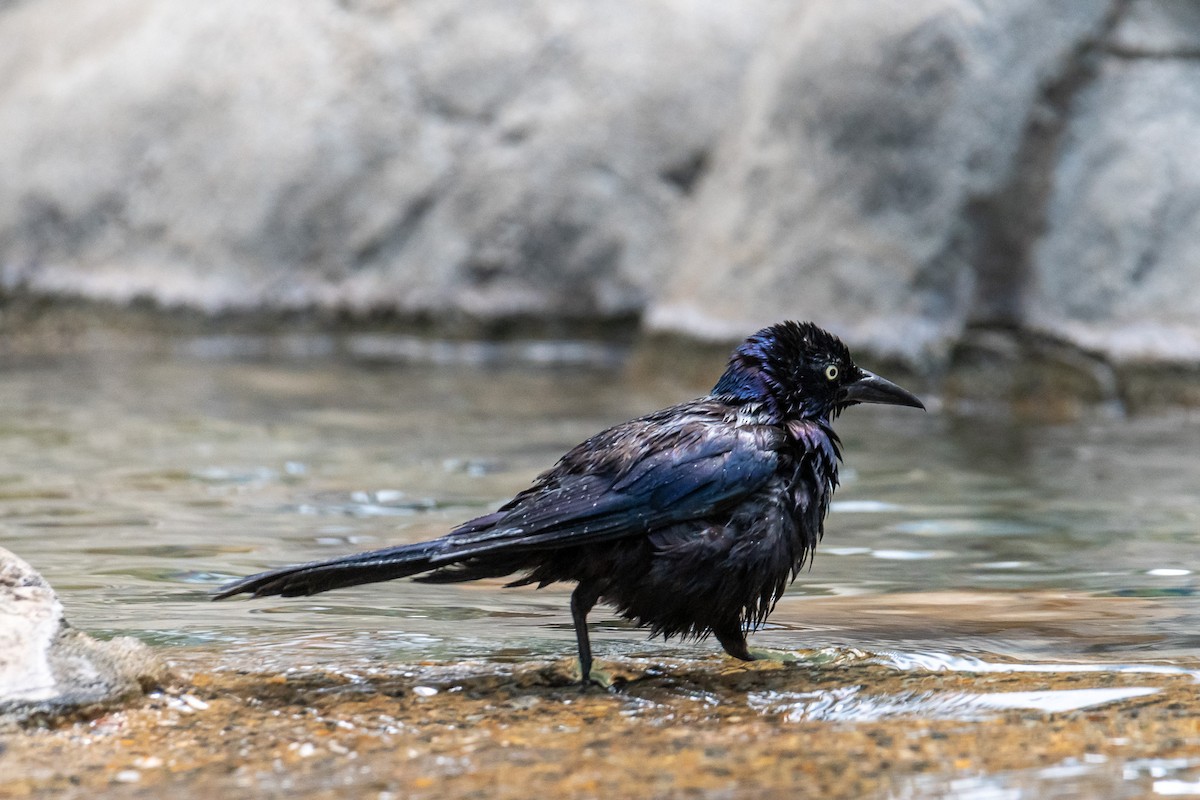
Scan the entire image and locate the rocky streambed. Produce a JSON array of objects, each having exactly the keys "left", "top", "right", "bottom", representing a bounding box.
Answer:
[{"left": 6, "top": 647, "right": 1200, "bottom": 799}]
